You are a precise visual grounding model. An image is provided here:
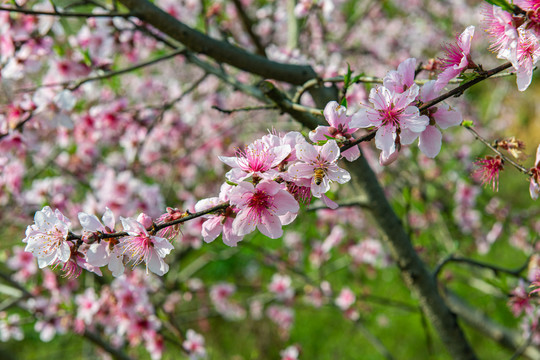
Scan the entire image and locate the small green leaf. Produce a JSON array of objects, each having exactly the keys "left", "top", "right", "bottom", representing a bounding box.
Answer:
[
  {"left": 343, "top": 63, "right": 352, "bottom": 89},
  {"left": 483, "top": 0, "right": 514, "bottom": 12},
  {"left": 340, "top": 97, "right": 348, "bottom": 107},
  {"left": 351, "top": 73, "right": 364, "bottom": 84},
  {"left": 461, "top": 119, "right": 474, "bottom": 127}
]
